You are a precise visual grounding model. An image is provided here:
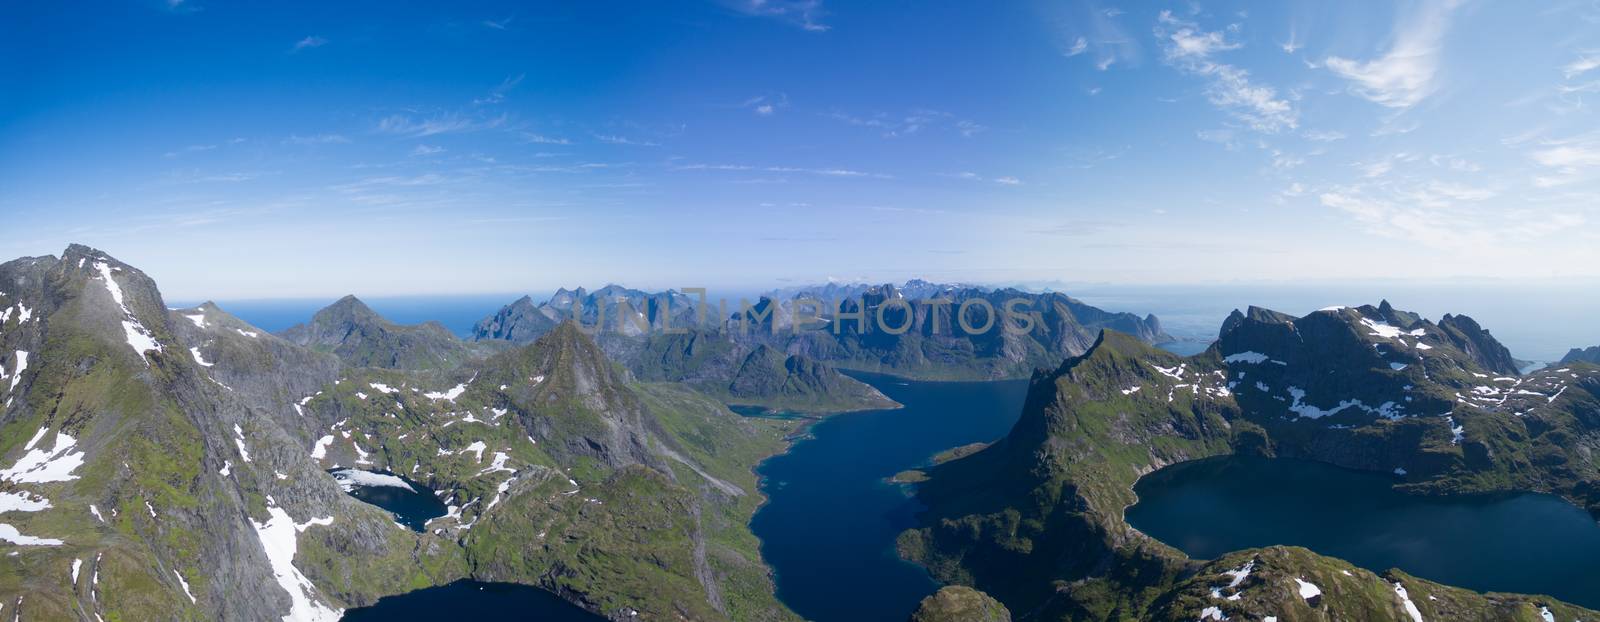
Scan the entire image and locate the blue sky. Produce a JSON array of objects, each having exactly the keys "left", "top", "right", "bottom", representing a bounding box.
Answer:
[{"left": 2, "top": 0, "right": 1598, "bottom": 299}]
